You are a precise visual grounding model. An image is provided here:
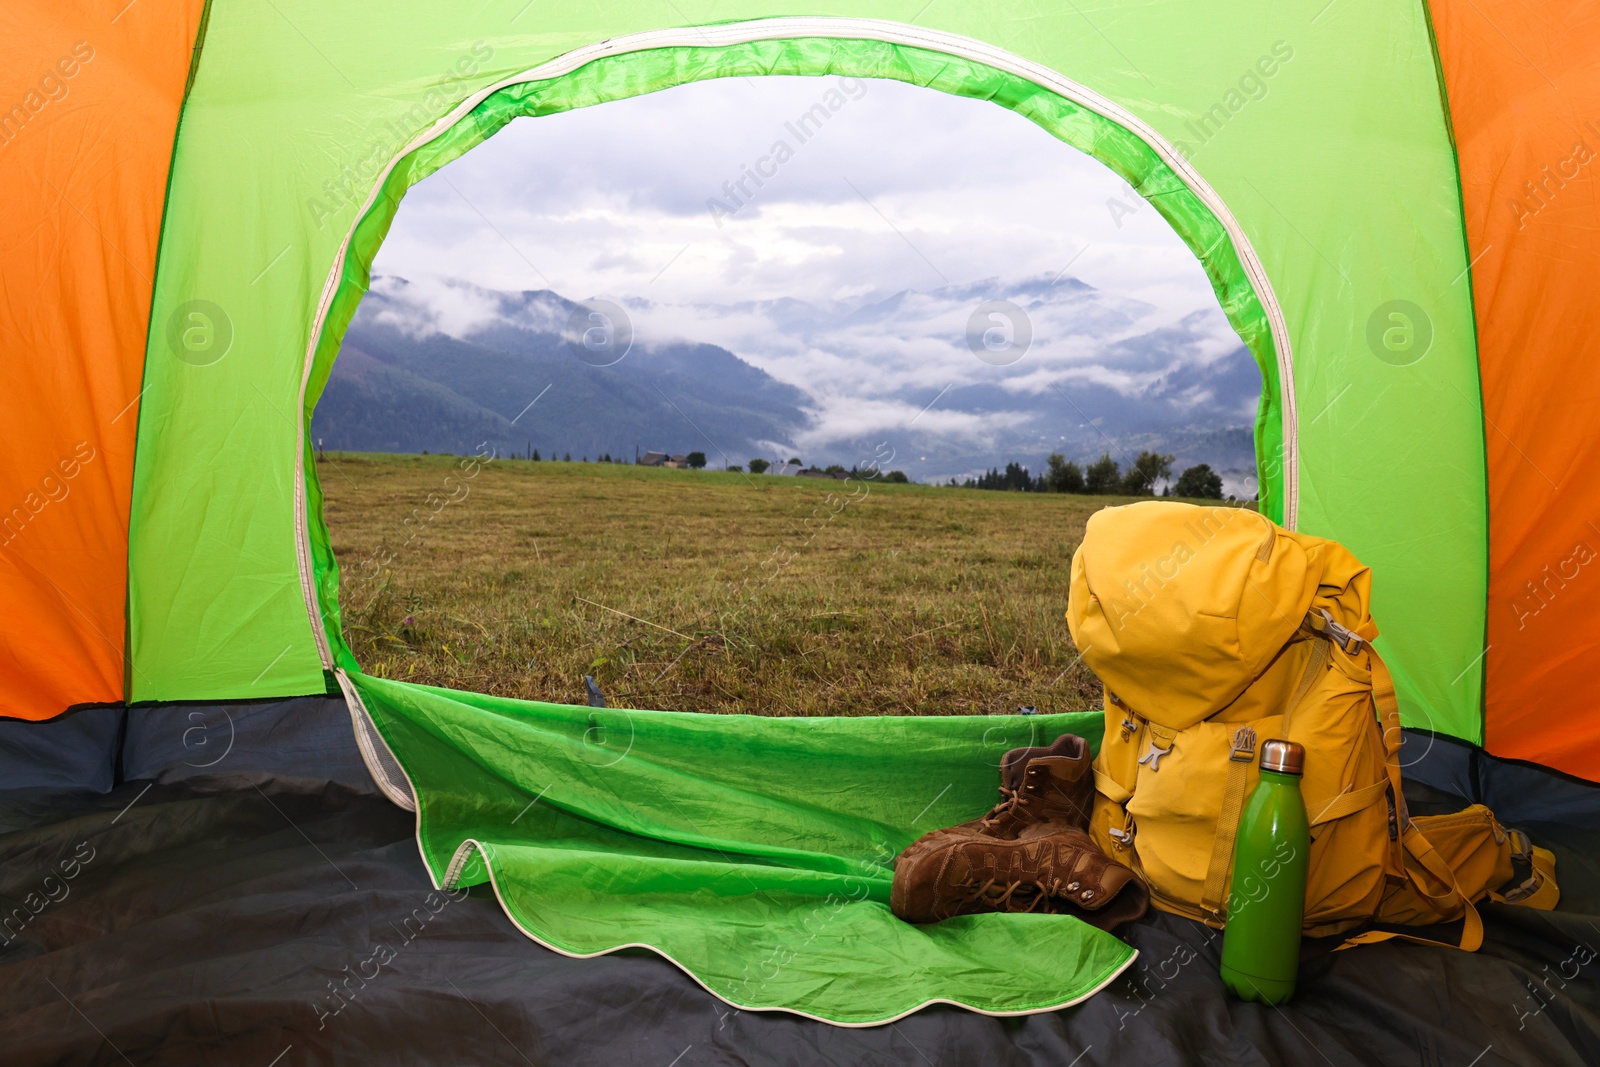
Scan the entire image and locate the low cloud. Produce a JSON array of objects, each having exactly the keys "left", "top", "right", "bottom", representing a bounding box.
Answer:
[{"left": 362, "top": 75, "right": 1259, "bottom": 479}]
